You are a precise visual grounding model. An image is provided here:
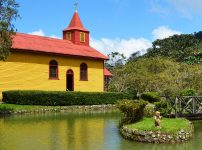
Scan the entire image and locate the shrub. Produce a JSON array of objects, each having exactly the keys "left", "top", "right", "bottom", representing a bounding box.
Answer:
[
  {"left": 180, "top": 89, "right": 197, "bottom": 96},
  {"left": 117, "top": 99, "right": 148, "bottom": 125},
  {"left": 2, "top": 90, "right": 132, "bottom": 106},
  {"left": 141, "top": 92, "right": 160, "bottom": 103},
  {"left": 144, "top": 104, "right": 155, "bottom": 117},
  {"left": 125, "top": 87, "right": 139, "bottom": 99},
  {"left": 154, "top": 99, "right": 172, "bottom": 117}
]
